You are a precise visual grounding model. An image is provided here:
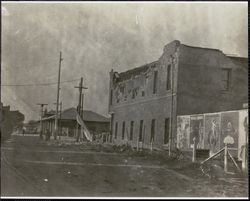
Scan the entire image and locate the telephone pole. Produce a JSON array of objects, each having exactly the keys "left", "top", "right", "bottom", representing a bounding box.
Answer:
[
  {"left": 81, "top": 93, "right": 84, "bottom": 118},
  {"left": 54, "top": 51, "right": 63, "bottom": 140},
  {"left": 74, "top": 77, "right": 87, "bottom": 116},
  {"left": 54, "top": 102, "right": 62, "bottom": 137},
  {"left": 37, "top": 103, "right": 48, "bottom": 139},
  {"left": 74, "top": 77, "right": 87, "bottom": 141}
]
